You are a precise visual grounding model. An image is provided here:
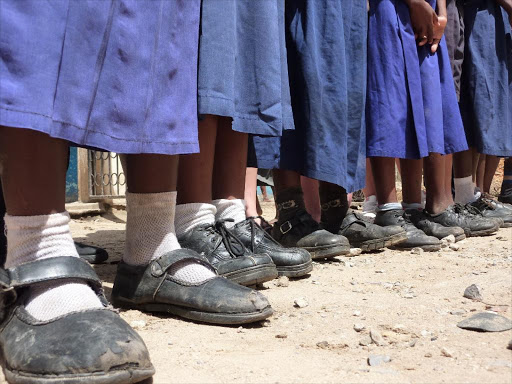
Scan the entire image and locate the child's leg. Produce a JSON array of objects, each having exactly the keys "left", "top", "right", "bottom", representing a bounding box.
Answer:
[
  {"left": 369, "top": 157, "right": 399, "bottom": 205},
  {"left": 476, "top": 154, "right": 500, "bottom": 194},
  {"left": 499, "top": 158, "right": 512, "bottom": 203},
  {"left": 244, "top": 167, "right": 260, "bottom": 219},
  {"left": 423, "top": 153, "right": 453, "bottom": 214},
  {"left": 453, "top": 148, "right": 480, "bottom": 203},
  {"left": 301, "top": 176, "right": 321, "bottom": 222},
  {"left": 399, "top": 158, "right": 423, "bottom": 207}
]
